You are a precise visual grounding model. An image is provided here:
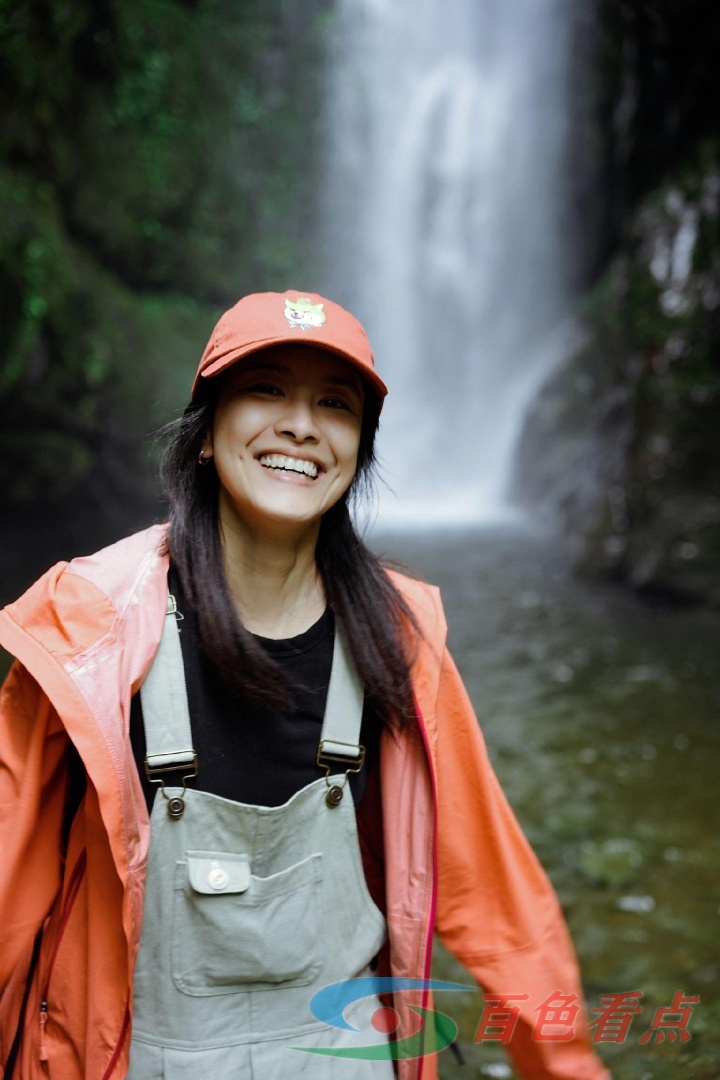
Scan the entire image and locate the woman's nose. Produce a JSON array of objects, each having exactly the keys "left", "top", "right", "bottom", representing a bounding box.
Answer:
[{"left": 274, "top": 396, "right": 321, "bottom": 442}]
